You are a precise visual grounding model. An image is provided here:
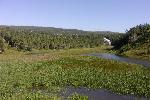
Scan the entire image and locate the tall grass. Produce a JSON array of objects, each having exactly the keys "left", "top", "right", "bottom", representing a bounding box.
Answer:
[{"left": 0, "top": 46, "right": 109, "bottom": 63}]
